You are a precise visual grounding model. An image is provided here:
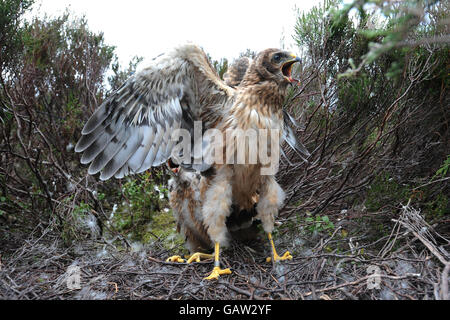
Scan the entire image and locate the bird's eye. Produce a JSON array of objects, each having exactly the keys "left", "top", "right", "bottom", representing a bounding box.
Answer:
[{"left": 273, "top": 54, "right": 281, "bottom": 62}]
